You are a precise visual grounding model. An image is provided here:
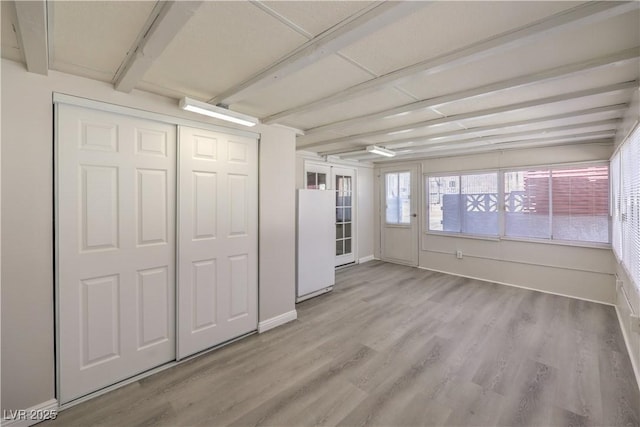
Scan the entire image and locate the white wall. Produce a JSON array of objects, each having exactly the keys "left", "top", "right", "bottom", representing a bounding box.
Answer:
[
  {"left": 0, "top": 59, "right": 297, "bottom": 411},
  {"left": 374, "top": 143, "right": 616, "bottom": 304},
  {"left": 295, "top": 153, "right": 374, "bottom": 262}
]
